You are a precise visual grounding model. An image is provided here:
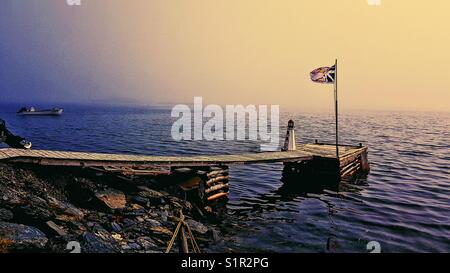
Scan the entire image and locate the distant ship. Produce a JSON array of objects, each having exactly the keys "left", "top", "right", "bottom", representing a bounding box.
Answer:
[{"left": 17, "top": 107, "right": 64, "bottom": 116}]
